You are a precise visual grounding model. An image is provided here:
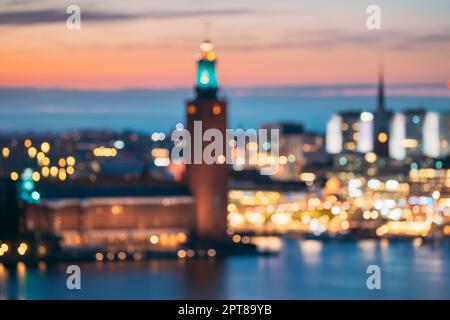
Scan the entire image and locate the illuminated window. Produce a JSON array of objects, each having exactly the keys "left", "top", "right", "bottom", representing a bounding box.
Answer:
[
  {"left": 212, "top": 105, "right": 221, "bottom": 115},
  {"left": 378, "top": 132, "right": 388, "bottom": 143},
  {"left": 364, "top": 152, "right": 377, "bottom": 163},
  {"left": 187, "top": 105, "right": 197, "bottom": 115},
  {"left": 40, "top": 142, "right": 50, "bottom": 153},
  {"left": 2, "top": 147, "right": 10, "bottom": 158},
  {"left": 412, "top": 115, "right": 420, "bottom": 124},
  {"left": 10, "top": 171, "right": 19, "bottom": 181},
  {"left": 24, "top": 139, "right": 32, "bottom": 148},
  {"left": 111, "top": 205, "right": 123, "bottom": 215}
]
